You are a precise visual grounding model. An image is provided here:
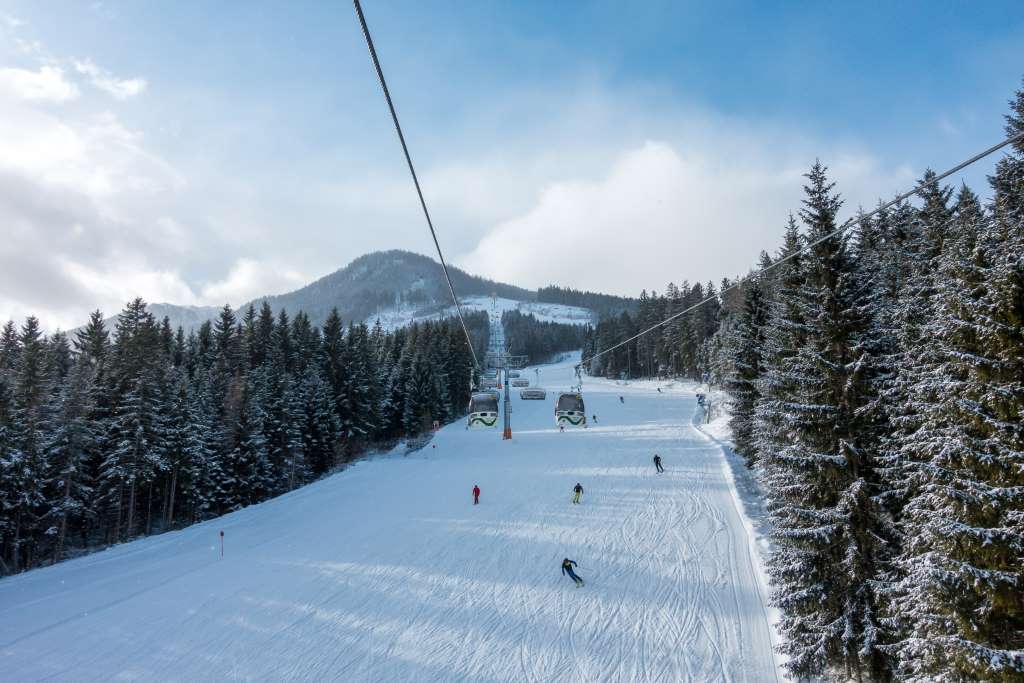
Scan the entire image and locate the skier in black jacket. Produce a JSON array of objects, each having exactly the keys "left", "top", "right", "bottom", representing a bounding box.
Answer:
[{"left": 561, "top": 558, "right": 584, "bottom": 587}]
